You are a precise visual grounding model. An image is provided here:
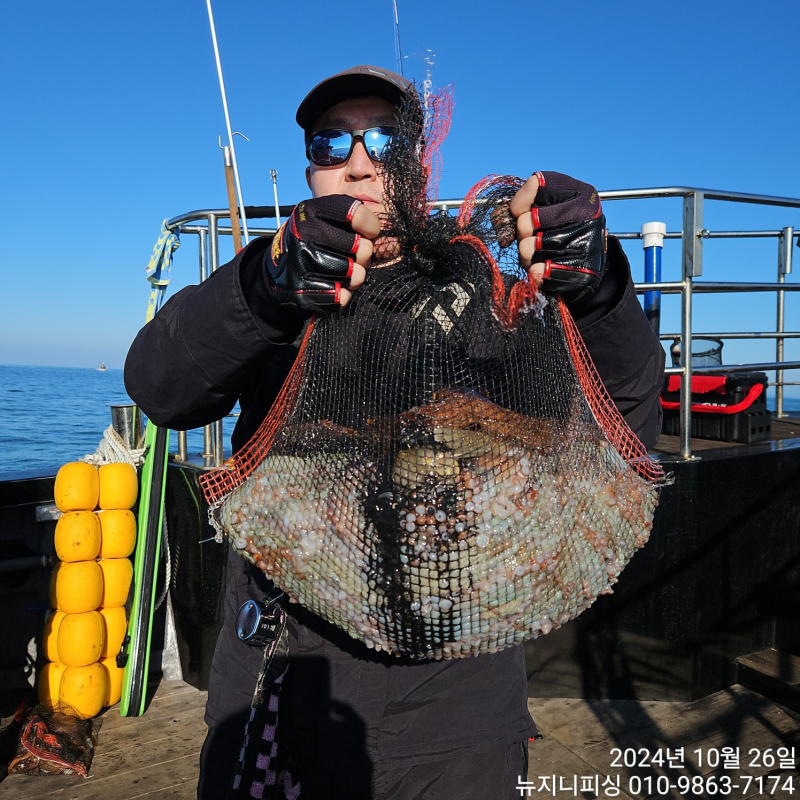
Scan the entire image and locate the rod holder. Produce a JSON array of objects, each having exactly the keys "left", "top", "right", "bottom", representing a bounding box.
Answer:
[
  {"left": 642, "top": 222, "right": 666, "bottom": 336},
  {"left": 109, "top": 404, "right": 145, "bottom": 450}
]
